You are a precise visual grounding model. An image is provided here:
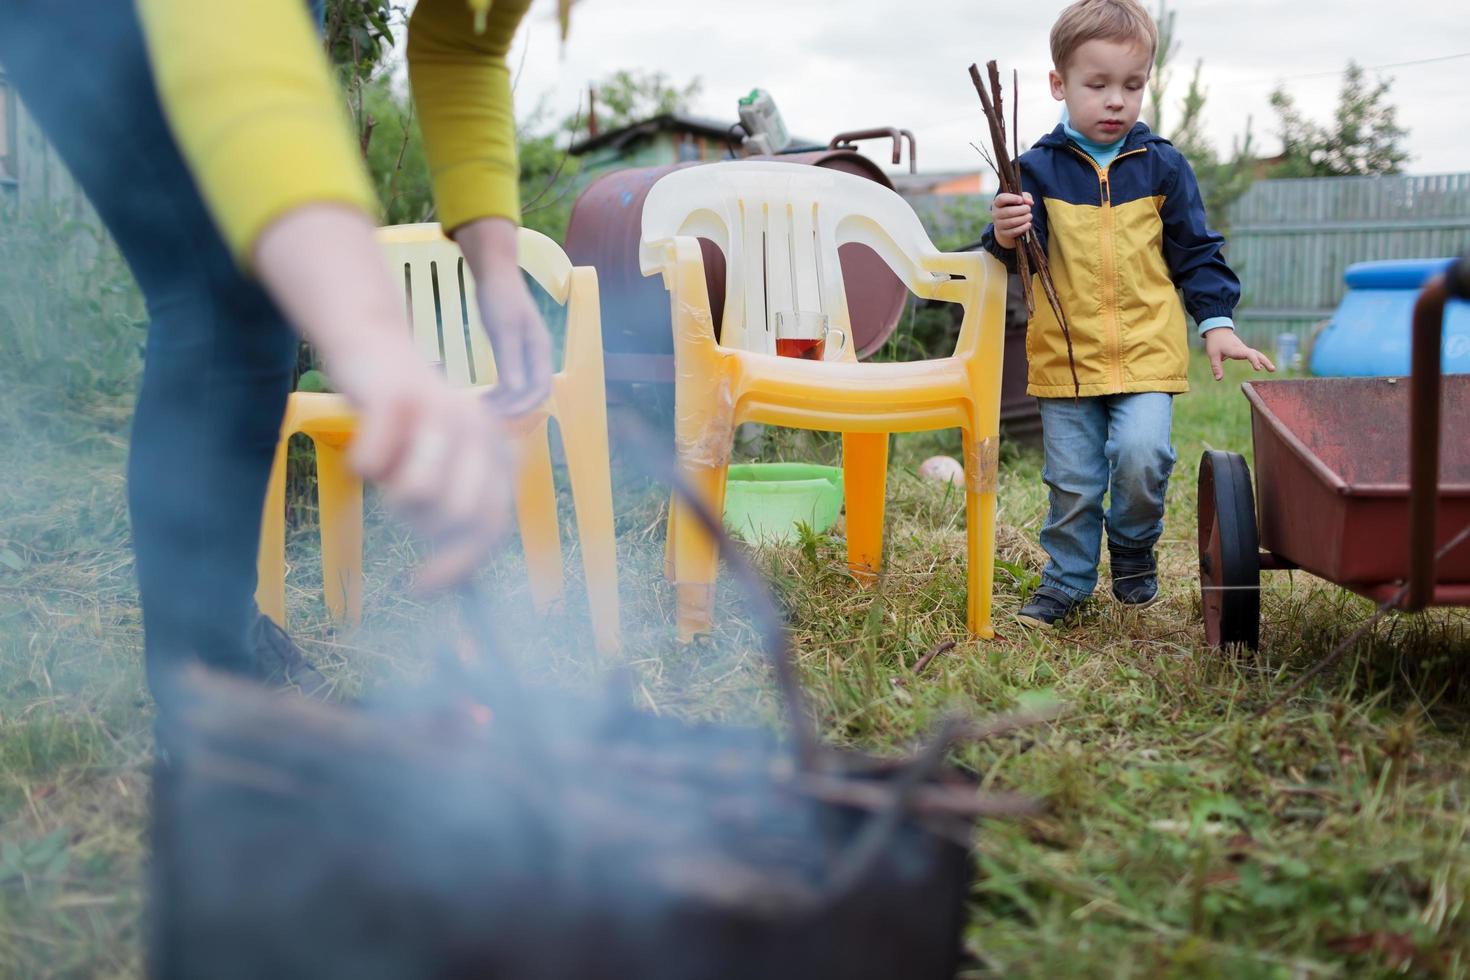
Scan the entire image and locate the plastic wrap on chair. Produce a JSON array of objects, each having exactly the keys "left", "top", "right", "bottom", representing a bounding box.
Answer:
[
  {"left": 676, "top": 382, "right": 736, "bottom": 468},
  {"left": 674, "top": 296, "right": 736, "bottom": 468},
  {"left": 966, "top": 436, "right": 1000, "bottom": 495}
]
